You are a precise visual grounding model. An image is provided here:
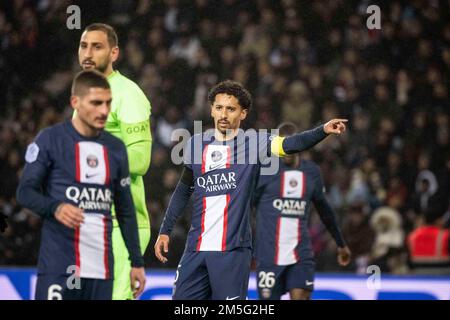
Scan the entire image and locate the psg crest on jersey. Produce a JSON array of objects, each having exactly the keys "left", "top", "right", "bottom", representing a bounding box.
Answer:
[
  {"left": 211, "top": 150, "right": 223, "bottom": 162},
  {"left": 87, "top": 155, "right": 99, "bottom": 168},
  {"left": 289, "top": 179, "right": 298, "bottom": 188}
]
